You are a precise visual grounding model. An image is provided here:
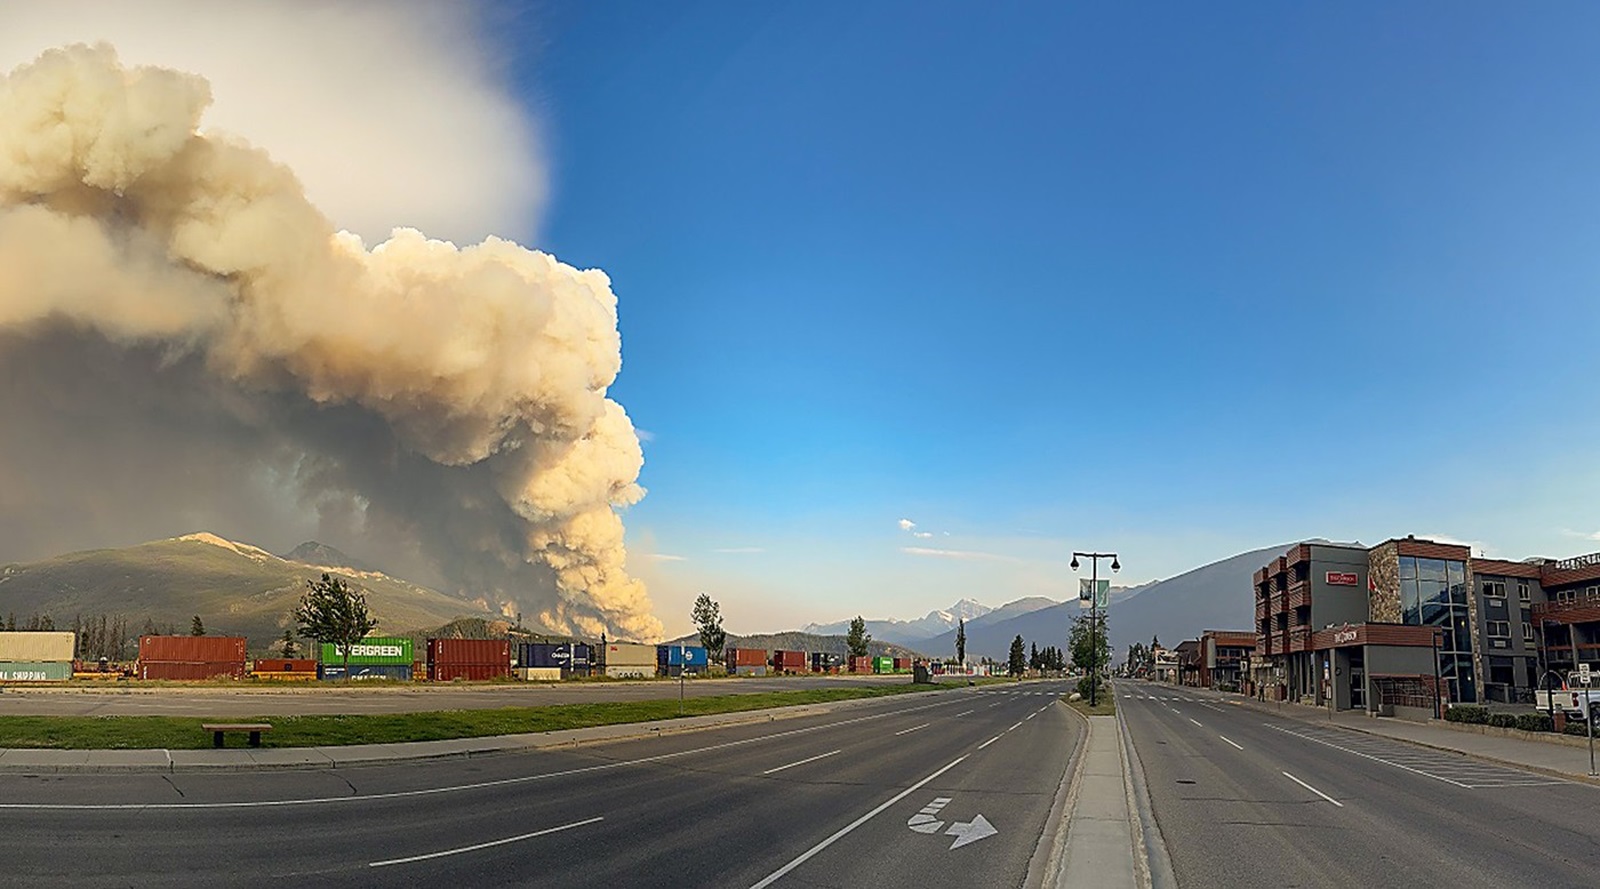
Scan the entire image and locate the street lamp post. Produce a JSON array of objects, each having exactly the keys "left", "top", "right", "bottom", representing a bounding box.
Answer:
[{"left": 1071, "top": 551, "right": 1120, "bottom": 707}]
